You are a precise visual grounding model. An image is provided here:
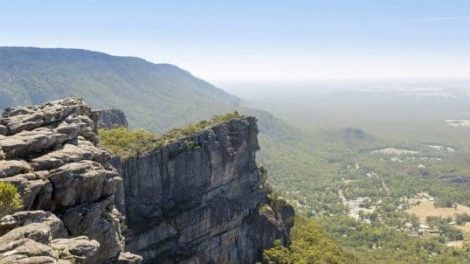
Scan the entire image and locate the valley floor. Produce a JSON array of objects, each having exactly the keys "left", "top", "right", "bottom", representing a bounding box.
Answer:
[{"left": 251, "top": 86, "right": 470, "bottom": 263}]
